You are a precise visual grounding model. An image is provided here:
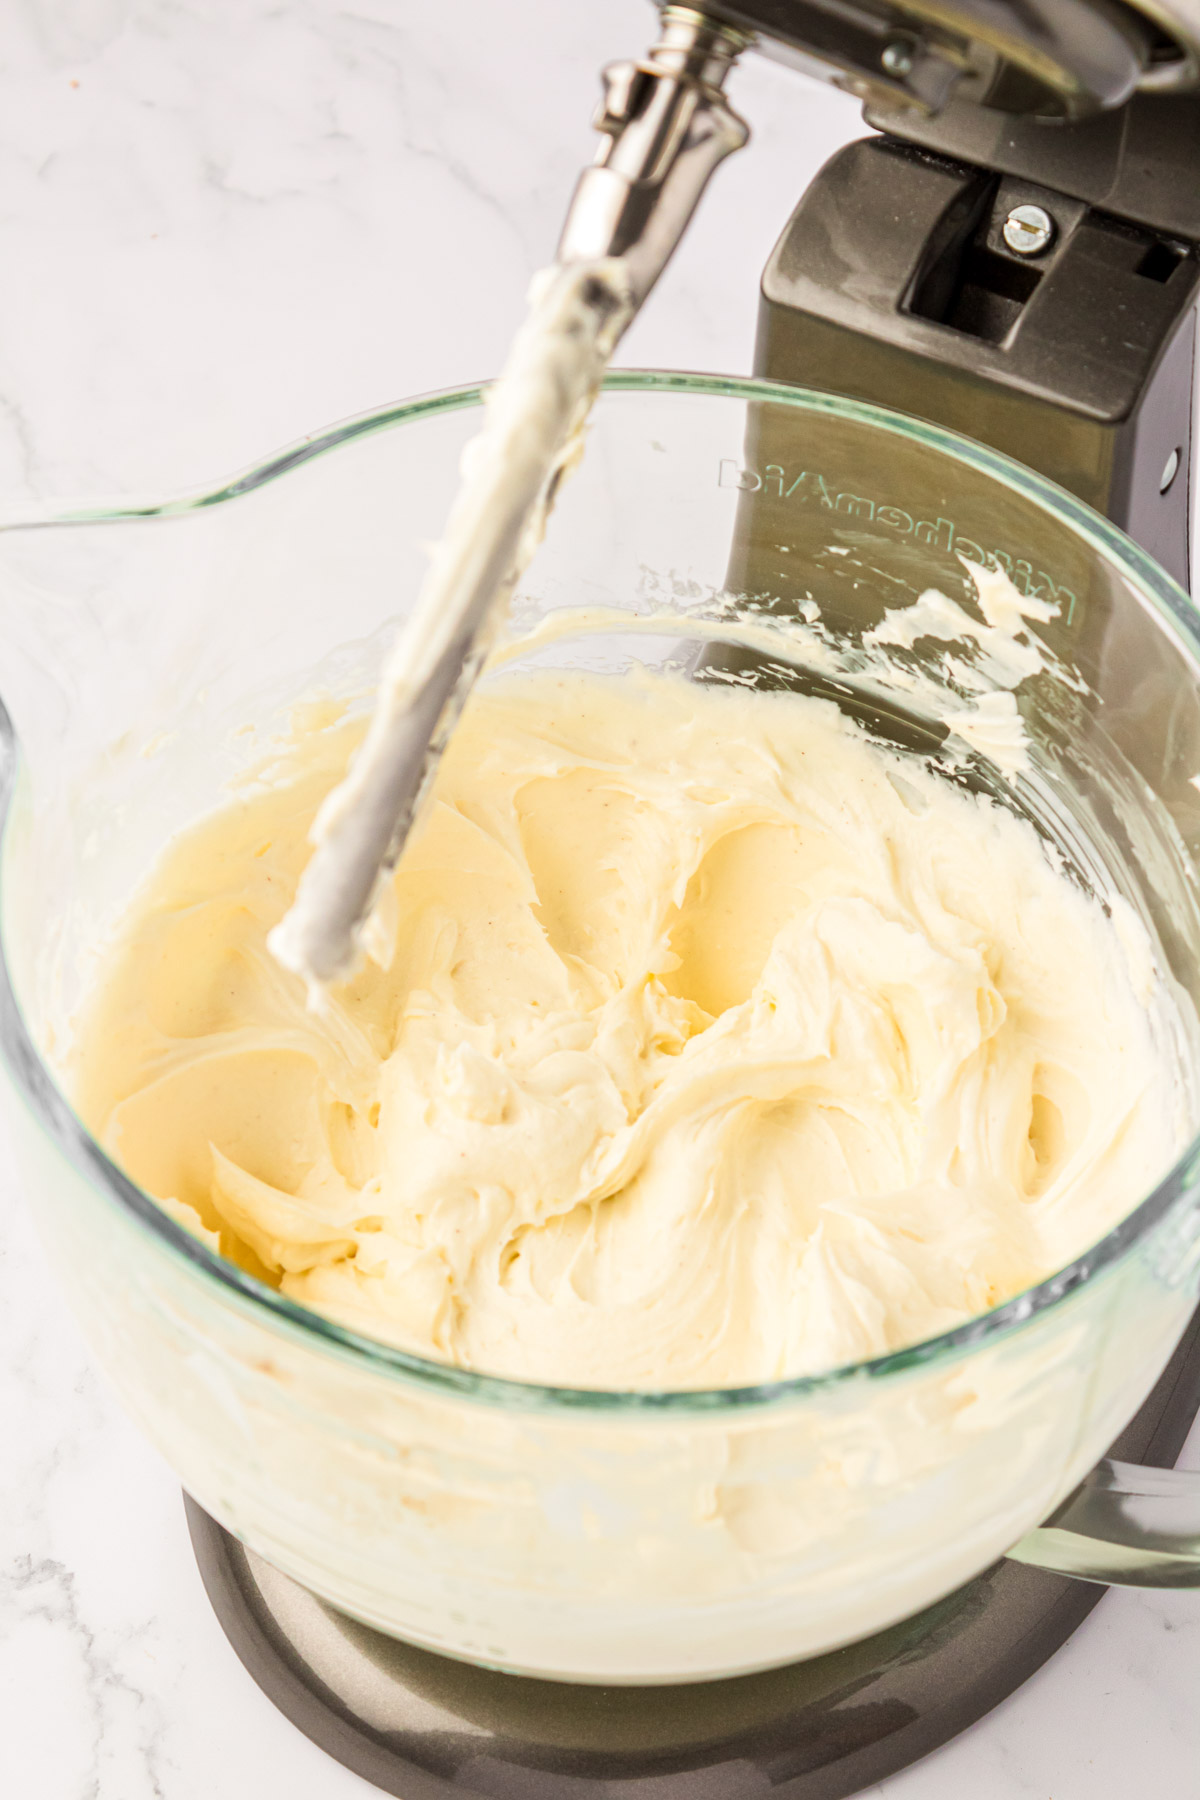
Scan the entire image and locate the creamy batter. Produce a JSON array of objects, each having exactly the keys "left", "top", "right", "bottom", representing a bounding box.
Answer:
[{"left": 70, "top": 668, "right": 1181, "bottom": 1388}]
